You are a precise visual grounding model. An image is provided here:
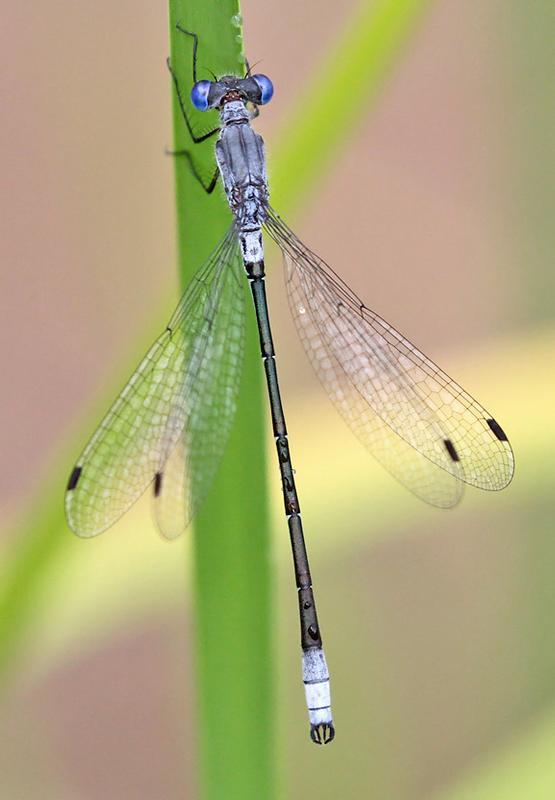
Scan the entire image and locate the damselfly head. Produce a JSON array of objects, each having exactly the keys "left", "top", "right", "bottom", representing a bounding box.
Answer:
[{"left": 191, "top": 74, "right": 273, "bottom": 111}]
